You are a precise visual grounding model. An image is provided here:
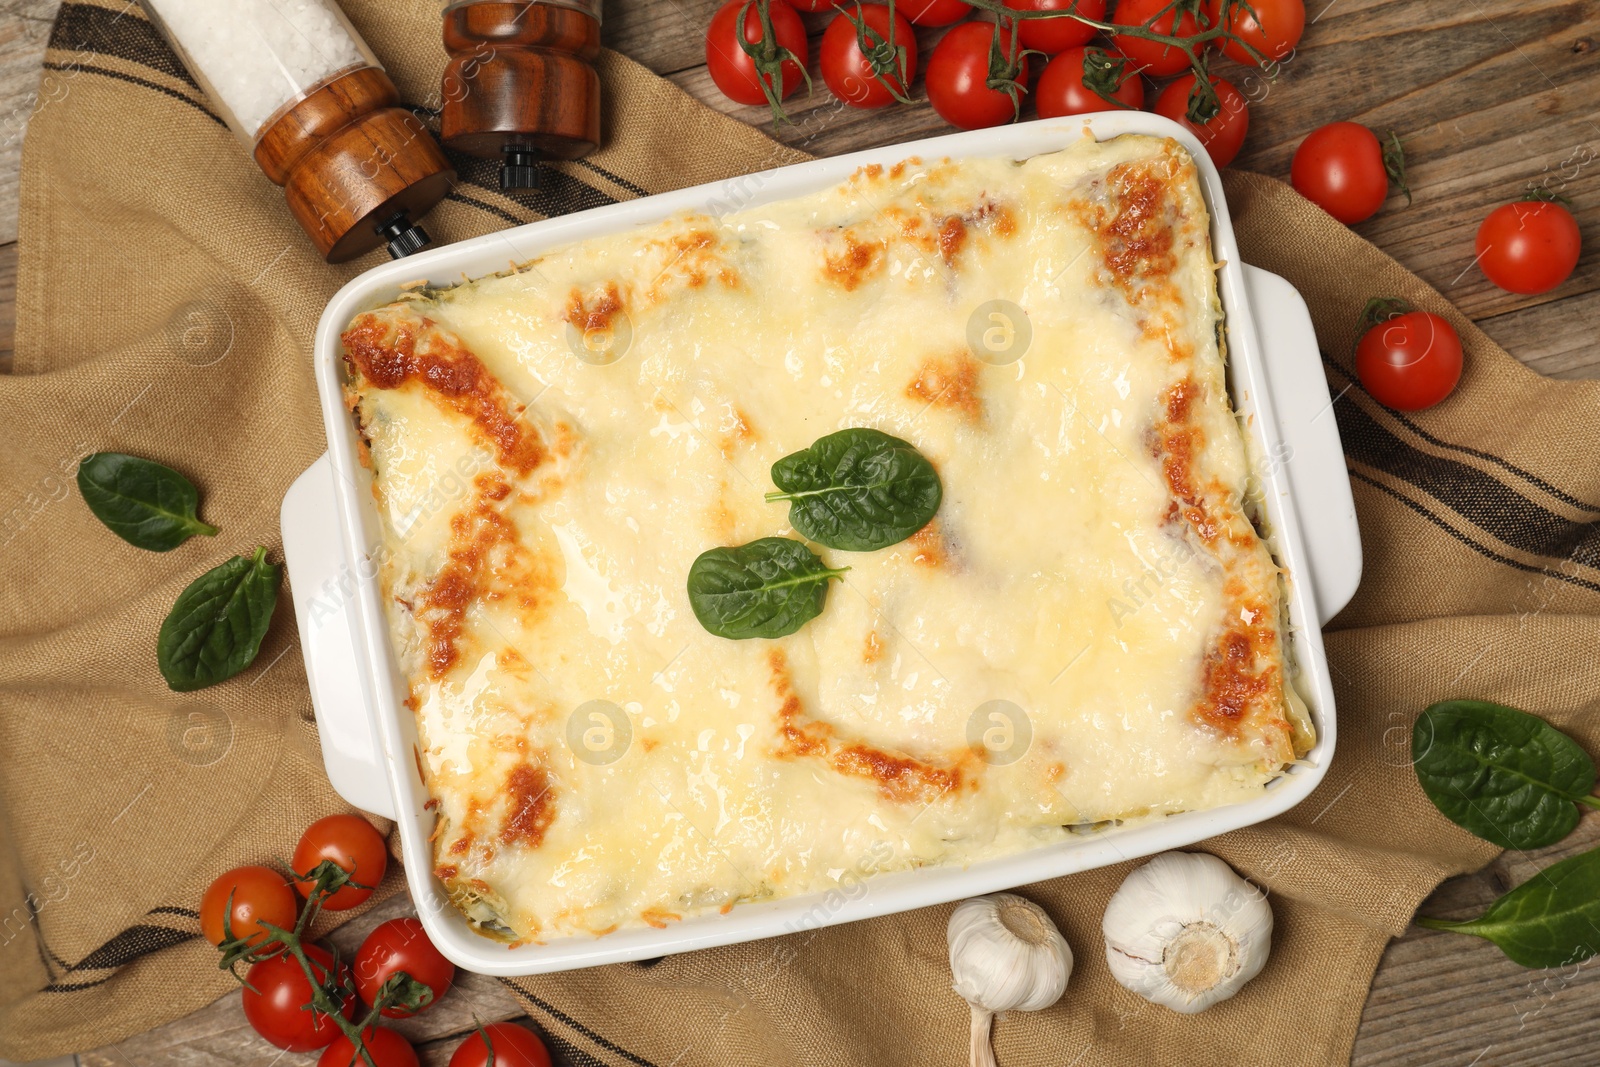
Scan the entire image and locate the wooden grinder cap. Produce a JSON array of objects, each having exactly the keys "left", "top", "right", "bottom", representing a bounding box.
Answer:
[
  {"left": 440, "top": 1, "right": 603, "bottom": 191},
  {"left": 255, "top": 67, "right": 457, "bottom": 263}
]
